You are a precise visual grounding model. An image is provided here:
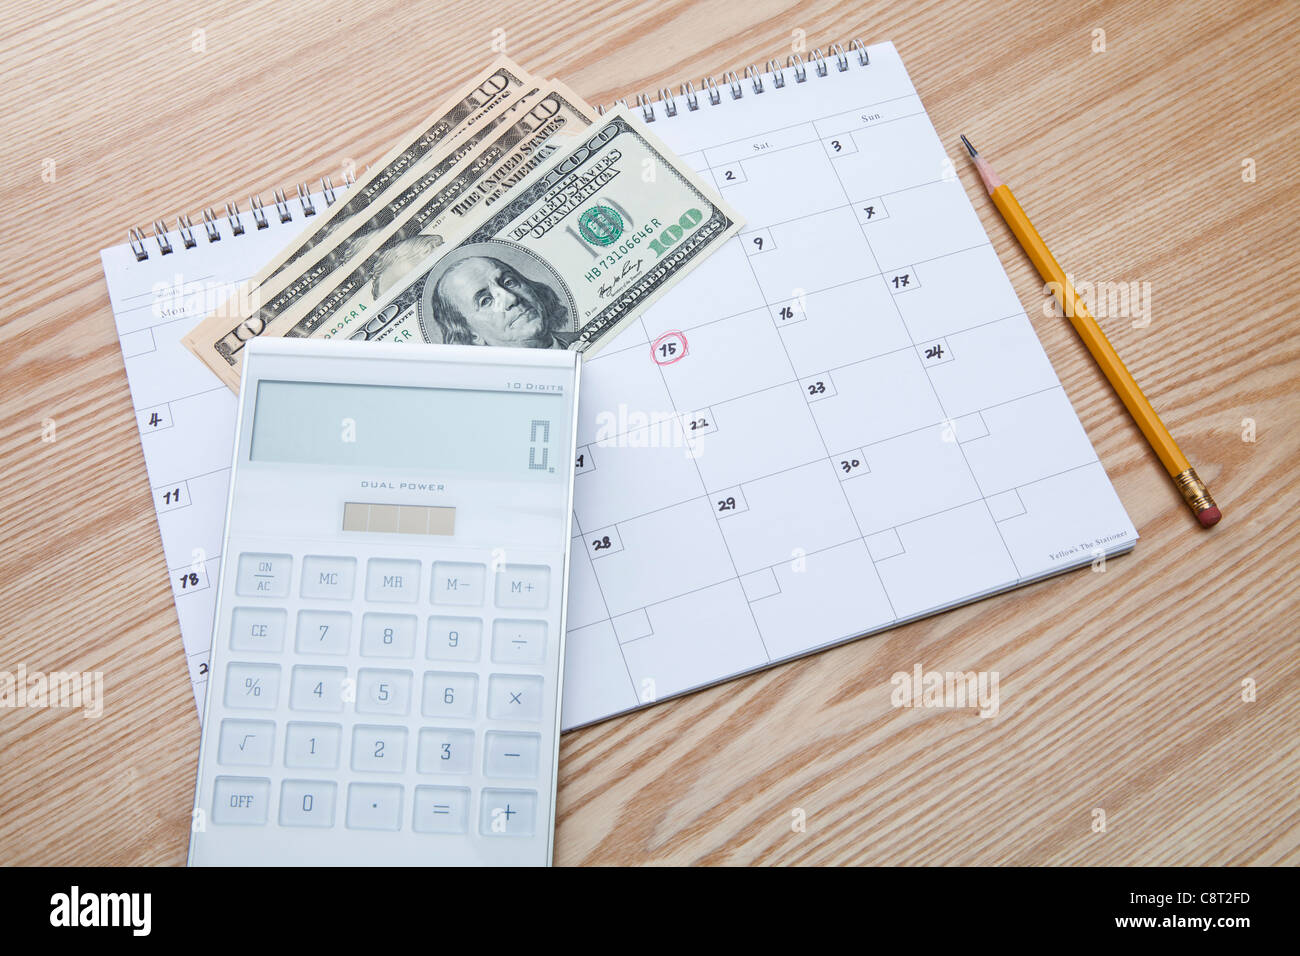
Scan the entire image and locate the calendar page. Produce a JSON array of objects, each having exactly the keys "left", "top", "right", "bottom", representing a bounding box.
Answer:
[
  {"left": 557, "top": 42, "right": 1135, "bottom": 726},
  {"left": 101, "top": 41, "right": 1135, "bottom": 730}
]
